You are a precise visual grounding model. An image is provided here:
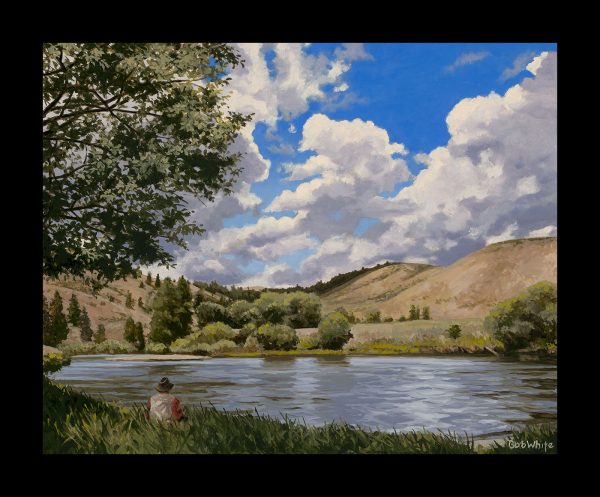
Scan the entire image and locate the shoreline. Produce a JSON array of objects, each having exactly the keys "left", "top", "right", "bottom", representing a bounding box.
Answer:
[{"left": 64, "top": 349, "right": 556, "bottom": 362}]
